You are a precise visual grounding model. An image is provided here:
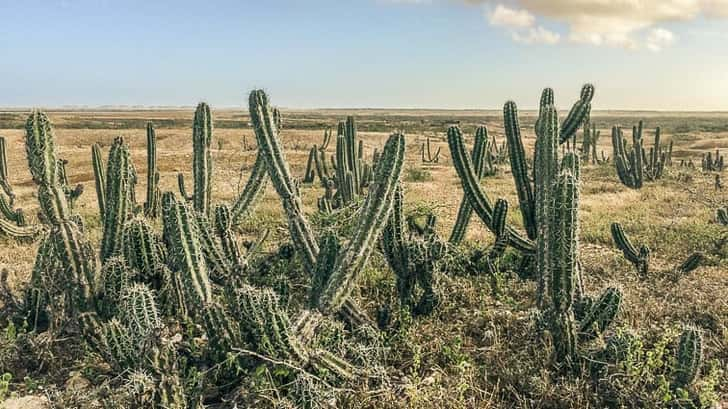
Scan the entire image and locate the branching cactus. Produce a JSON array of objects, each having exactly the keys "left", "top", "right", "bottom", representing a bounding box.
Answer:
[
  {"left": 610, "top": 222, "right": 650, "bottom": 277},
  {"left": 531, "top": 102, "right": 621, "bottom": 368},
  {"left": 674, "top": 326, "right": 703, "bottom": 388},
  {"left": 701, "top": 149, "right": 724, "bottom": 172},
  {"left": 144, "top": 122, "right": 162, "bottom": 218},
  {"left": 57, "top": 158, "right": 84, "bottom": 208},
  {"left": 0, "top": 137, "right": 15, "bottom": 204},
  {"left": 100, "top": 137, "right": 137, "bottom": 262},
  {"left": 421, "top": 136, "right": 441, "bottom": 164},
  {"left": 449, "top": 126, "right": 492, "bottom": 245},
  {"left": 611, "top": 121, "right": 668, "bottom": 189}
]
